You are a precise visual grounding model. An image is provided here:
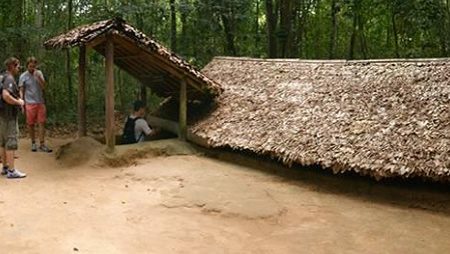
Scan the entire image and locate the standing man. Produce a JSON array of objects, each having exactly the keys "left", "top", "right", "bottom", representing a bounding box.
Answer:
[
  {"left": 19, "top": 57, "right": 52, "bottom": 152},
  {"left": 0, "top": 57, "right": 26, "bottom": 178}
]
